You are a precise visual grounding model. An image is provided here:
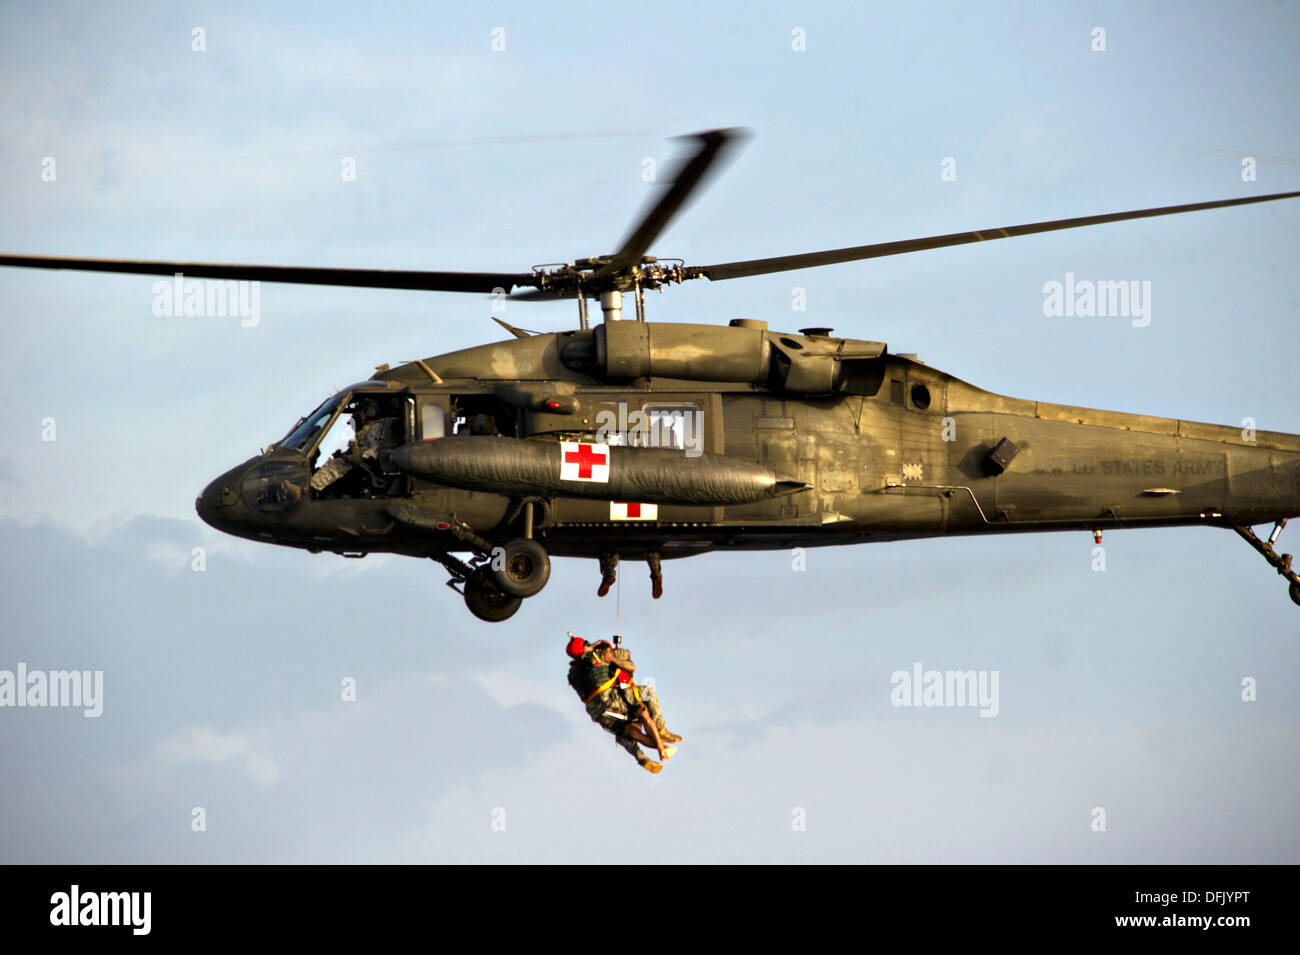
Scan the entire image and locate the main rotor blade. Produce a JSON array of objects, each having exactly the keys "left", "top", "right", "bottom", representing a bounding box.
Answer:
[
  {"left": 597, "top": 127, "right": 751, "bottom": 279},
  {"left": 509, "top": 287, "right": 571, "bottom": 301},
  {"left": 0, "top": 254, "right": 537, "bottom": 294},
  {"left": 691, "top": 190, "right": 1300, "bottom": 282}
]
